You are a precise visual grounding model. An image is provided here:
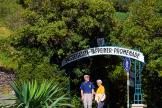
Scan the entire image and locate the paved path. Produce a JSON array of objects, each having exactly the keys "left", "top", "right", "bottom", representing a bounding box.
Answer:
[{"left": 0, "top": 92, "right": 16, "bottom": 108}]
